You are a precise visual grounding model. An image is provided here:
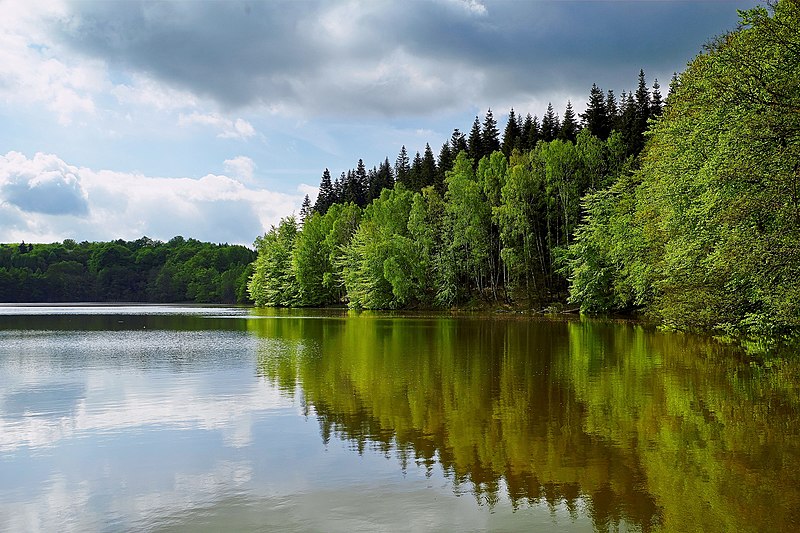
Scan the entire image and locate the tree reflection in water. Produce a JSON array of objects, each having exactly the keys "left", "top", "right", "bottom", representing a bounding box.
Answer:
[{"left": 251, "top": 313, "right": 800, "bottom": 532}]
